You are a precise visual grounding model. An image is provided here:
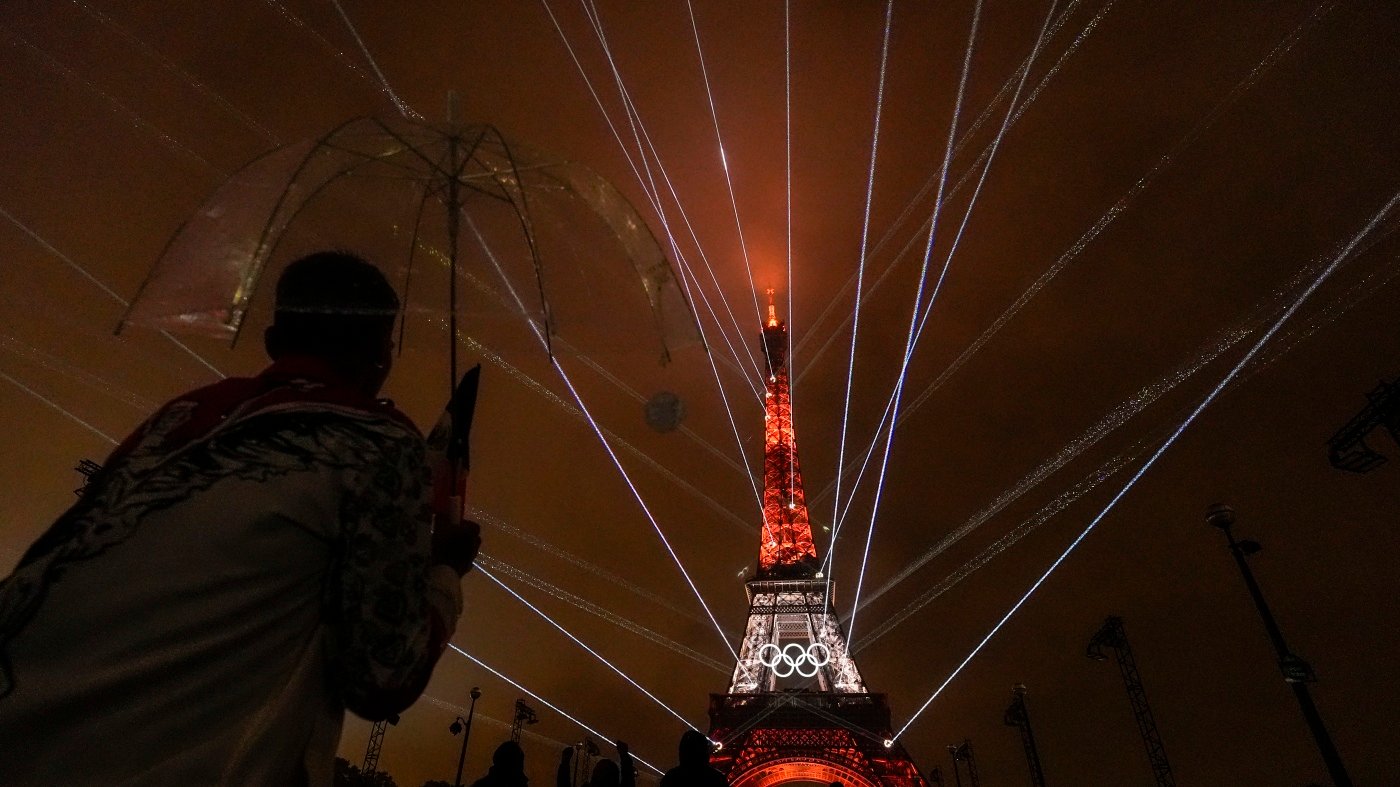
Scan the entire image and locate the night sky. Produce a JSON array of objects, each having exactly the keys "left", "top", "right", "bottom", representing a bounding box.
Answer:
[{"left": 2, "top": 1, "right": 1399, "bottom": 784}]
